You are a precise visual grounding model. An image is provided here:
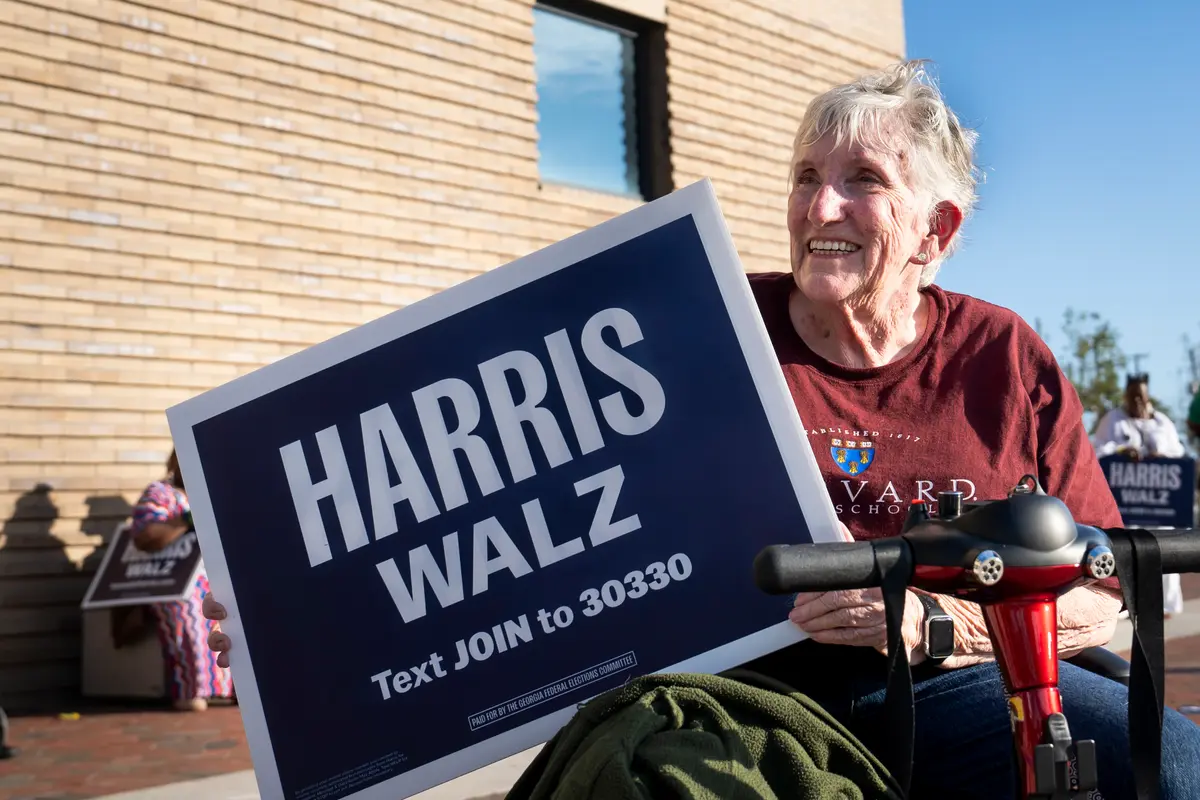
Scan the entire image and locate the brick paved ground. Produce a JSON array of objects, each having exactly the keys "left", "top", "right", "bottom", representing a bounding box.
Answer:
[
  {"left": 1117, "top": 572, "right": 1200, "bottom": 716},
  {"left": 0, "top": 700, "right": 250, "bottom": 800},
  {"left": 1174, "top": 572, "right": 1200, "bottom": 607},
  {"left": 1161, "top": 635, "right": 1200, "bottom": 715},
  {"left": 4, "top": 575, "right": 1199, "bottom": 800}
]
